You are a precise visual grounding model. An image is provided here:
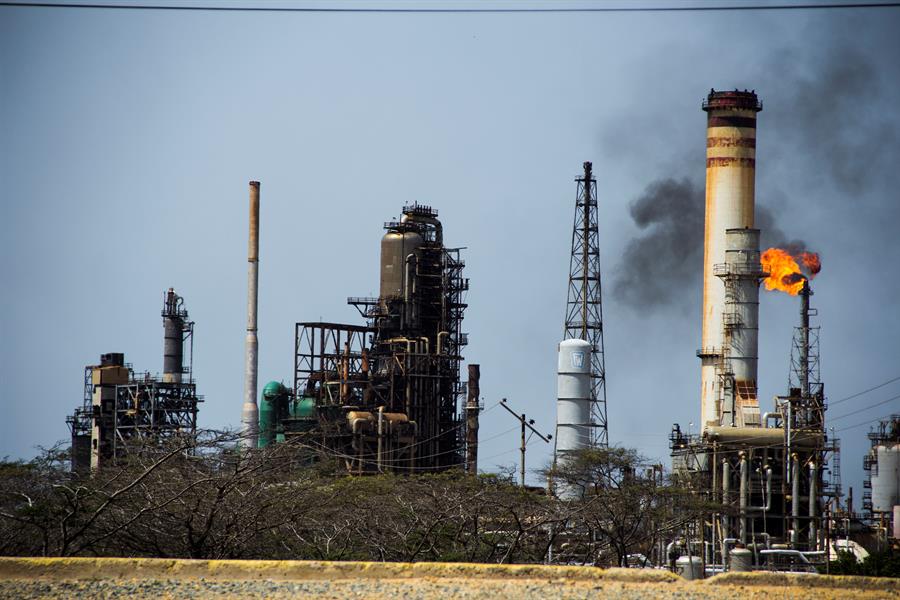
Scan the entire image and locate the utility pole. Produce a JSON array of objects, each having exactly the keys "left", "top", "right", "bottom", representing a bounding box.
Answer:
[{"left": 500, "top": 398, "right": 552, "bottom": 487}]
